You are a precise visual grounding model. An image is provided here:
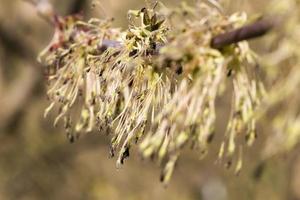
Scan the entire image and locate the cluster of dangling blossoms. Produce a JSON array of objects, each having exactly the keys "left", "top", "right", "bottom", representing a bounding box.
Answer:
[{"left": 39, "top": 1, "right": 265, "bottom": 184}]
